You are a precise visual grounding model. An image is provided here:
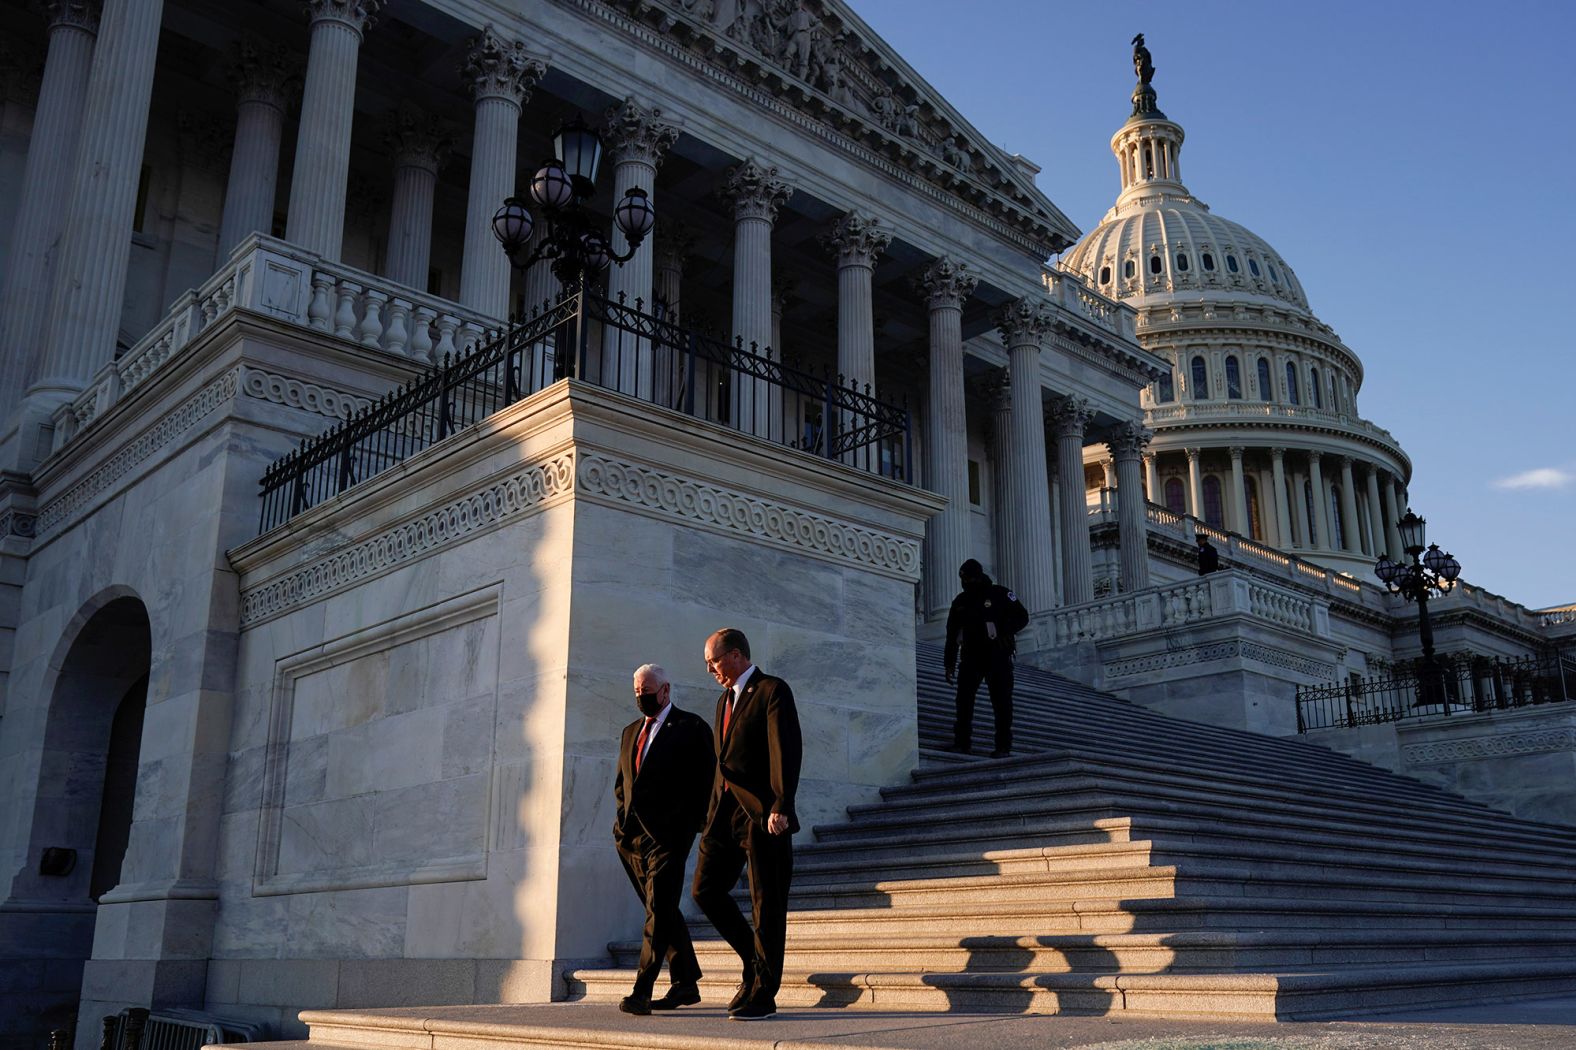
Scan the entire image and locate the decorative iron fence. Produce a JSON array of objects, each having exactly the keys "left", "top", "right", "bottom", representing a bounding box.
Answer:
[
  {"left": 258, "top": 284, "right": 911, "bottom": 533},
  {"left": 1296, "top": 649, "right": 1576, "bottom": 732}
]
